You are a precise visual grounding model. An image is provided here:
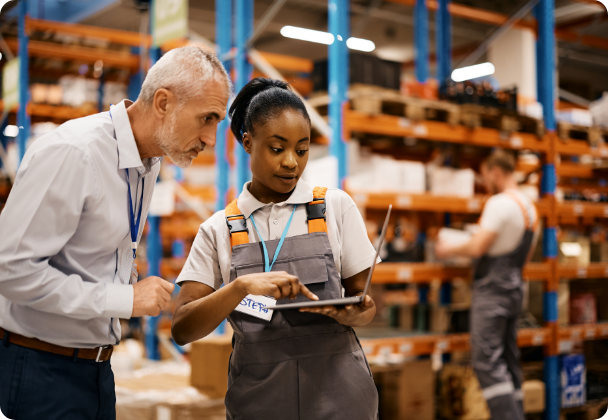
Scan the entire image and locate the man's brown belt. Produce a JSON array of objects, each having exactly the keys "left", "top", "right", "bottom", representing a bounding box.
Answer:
[{"left": 0, "top": 327, "right": 113, "bottom": 362}]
